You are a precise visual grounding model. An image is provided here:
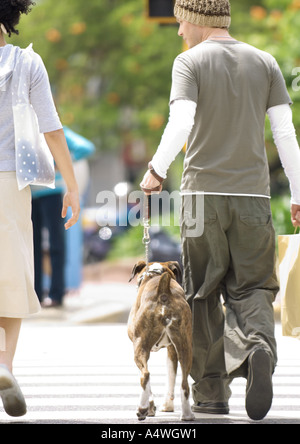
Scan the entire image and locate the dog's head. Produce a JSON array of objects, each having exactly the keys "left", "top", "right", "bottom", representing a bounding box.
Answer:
[{"left": 129, "top": 260, "right": 182, "bottom": 286}]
